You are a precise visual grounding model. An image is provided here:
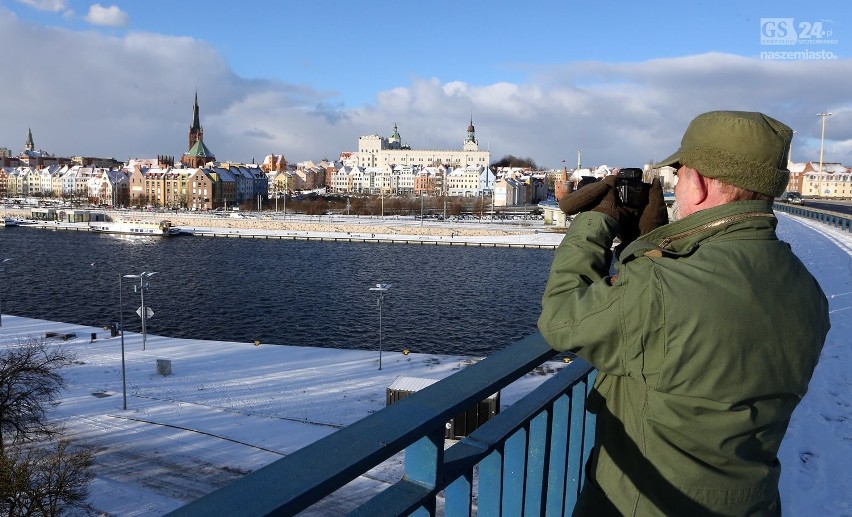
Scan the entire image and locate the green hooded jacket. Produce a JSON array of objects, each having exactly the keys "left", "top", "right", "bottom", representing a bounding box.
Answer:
[{"left": 538, "top": 200, "right": 829, "bottom": 516}]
